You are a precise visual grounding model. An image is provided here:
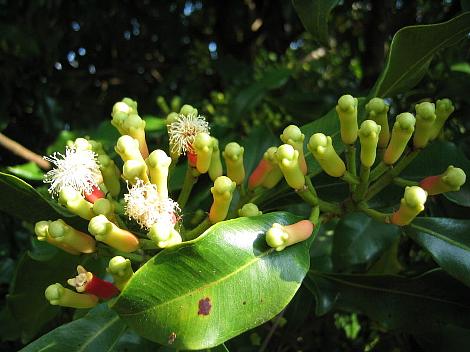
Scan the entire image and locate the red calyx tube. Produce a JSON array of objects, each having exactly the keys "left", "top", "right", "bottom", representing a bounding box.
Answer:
[
  {"left": 85, "top": 275, "right": 120, "bottom": 299},
  {"left": 84, "top": 185, "right": 105, "bottom": 203}
]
